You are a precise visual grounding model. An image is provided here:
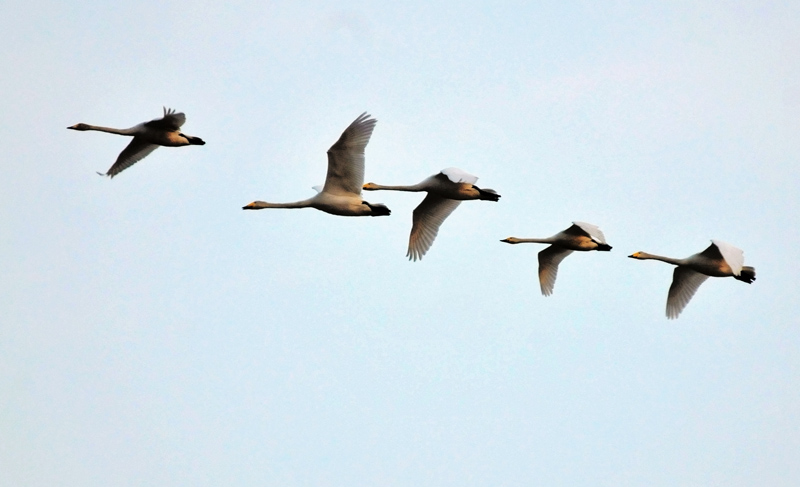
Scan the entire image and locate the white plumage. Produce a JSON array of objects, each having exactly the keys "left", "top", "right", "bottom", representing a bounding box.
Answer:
[
  {"left": 243, "top": 113, "right": 390, "bottom": 217},
  {"left": 363, "top": 167, "right": 500, "bottom": 260}
]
